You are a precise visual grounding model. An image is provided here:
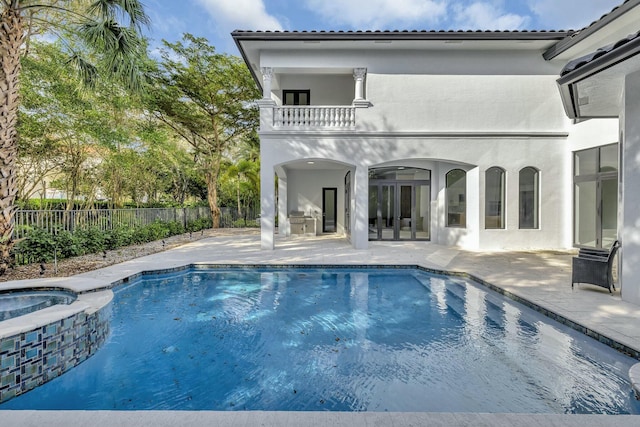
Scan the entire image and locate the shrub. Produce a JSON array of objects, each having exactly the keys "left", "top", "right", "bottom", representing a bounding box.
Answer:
[
  {"left": 106, "top": 226, "right": 135, "bottom": 250},
  {"left": 167, "top": 221, "right": 185, "bottom": 236},
  {"left": 11, "top": 215, "right": 214, "bottom": 267},
  {"left": 73, "top": 227, "right": 107, "bottom": 254},
  {"left": 232, "top": 218, "right": 259, "bottom": 228},
  {"left": 53, "top": 229, "right": 83, "bottom": 258},
  {"left": 186, "top": 217, "right": 212, "bottom": 232},
  {"left": 15, "top": 227, "right": 56, "bottom": 263},
  {"left": 133, "top": 220, "right": 171, "bottom": 243}
]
